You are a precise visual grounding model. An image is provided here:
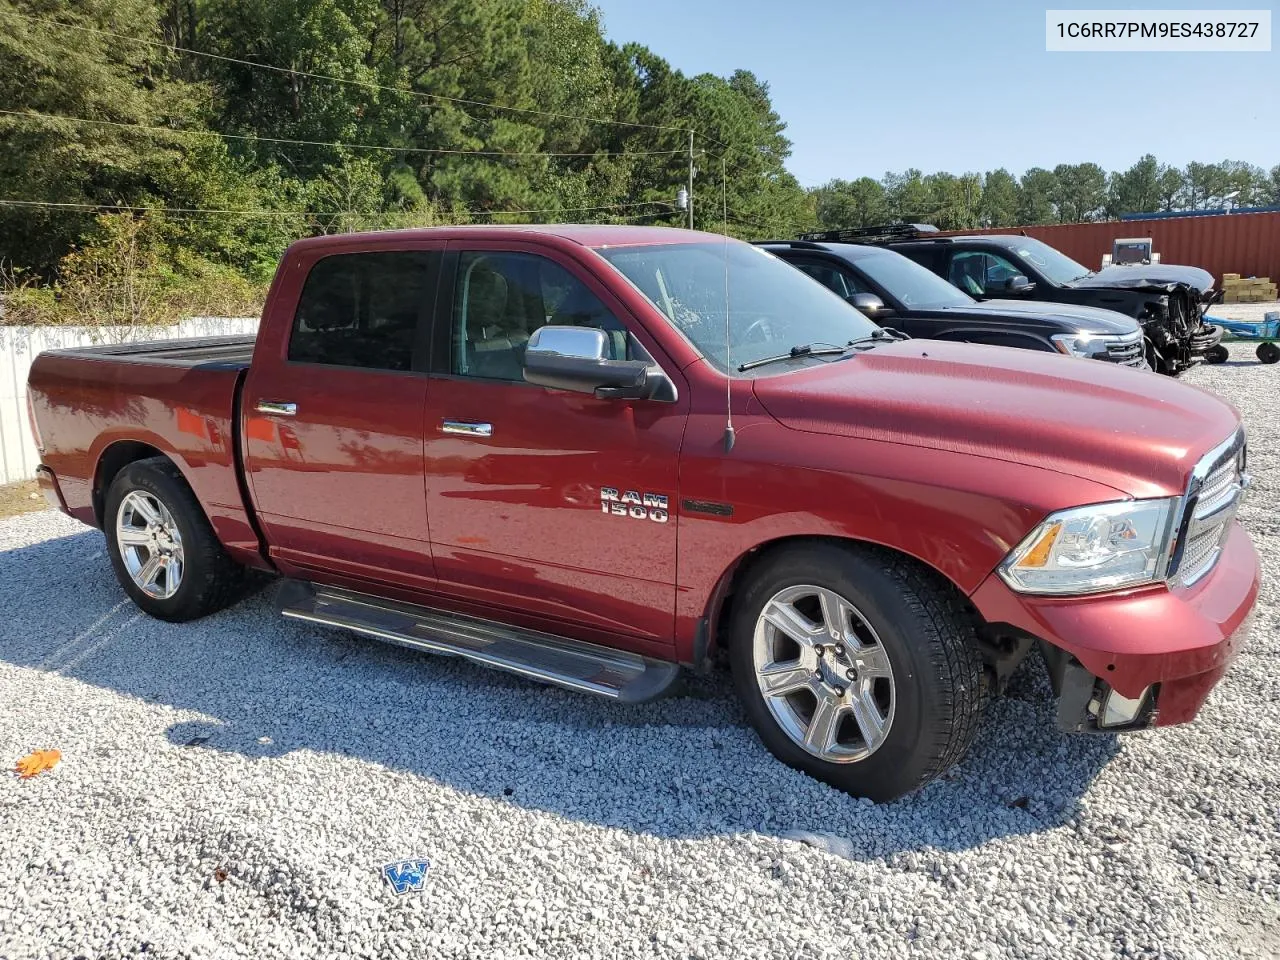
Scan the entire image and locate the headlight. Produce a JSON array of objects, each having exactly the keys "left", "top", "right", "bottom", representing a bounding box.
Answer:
[
  {"left": 999, "top": 498, "right": 1179, "bottom": 595},
  {"left": 1050, "top": 332, "right": 1112, "bottom": 359}
]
